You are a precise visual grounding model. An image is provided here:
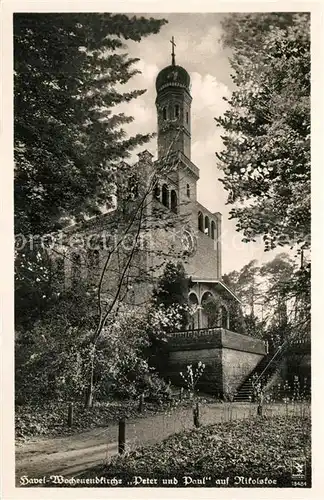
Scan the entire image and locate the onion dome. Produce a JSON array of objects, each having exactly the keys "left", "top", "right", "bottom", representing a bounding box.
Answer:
[
  {"left": 155, "top": 36, "right": 190, "bottom": 93},
  {"left": 155, "top": 65, "right": 191, "bottom": 93}
]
